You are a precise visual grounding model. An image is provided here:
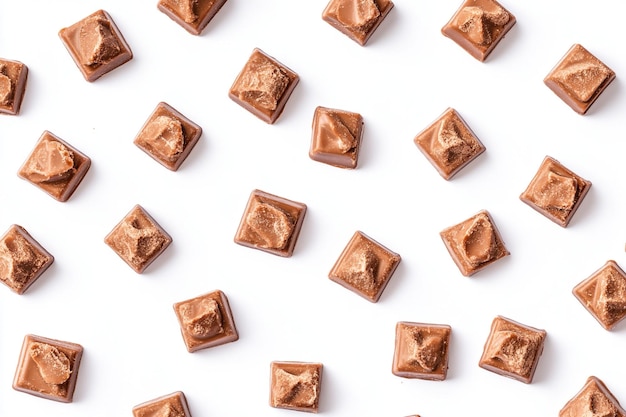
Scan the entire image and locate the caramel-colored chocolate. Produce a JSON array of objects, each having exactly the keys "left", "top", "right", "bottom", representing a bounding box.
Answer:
[
  {"left": 309, "top": 106, "right": 364, "bottom": 169},
  {"left": 544, "top": 44, "right": 615, "bottom": 115},
  {"left": 329, "top": 231, "right": 401, "bottom": 302},
  {"left": 134, "top": 102, "right": 202, "bottom": 171},
  {"left": 173, "top": 290, "right": 238, "bottom": 352},
  {"left": 0, "top": 58, "right": 28, "bottom": 115},
  {"left": 104, "top": 205, "right": 172, "bottom": 273},
  {"left": 157, "top": 0, "right": 228, "bottom": 35},
  {"left": 441, "top": 0, "right": 516, "bottom": 62},
  {"left": 414, "top": 108, "right": 485, "bottom": 180},
  {"left": 133, "top": 391, "right": 192, "bottom": 417},
  {"left": 322, "top": 0, "right": 394, "bottom": 46},
  {"left": 270, "top": 361, "right": 323, "bottom": 413},
  {"left": 18, "top": 131, "right": 91, "bottom": 202},
  {"left": 520, "top": 156, "right": 591, "bottom": 228},
  {"left": 478, "top": 316, "right": 546, "bottom": 384},
  {"left": 229, "top": 49, "right": 299, "bottom": 124},
  {"left": 392, "top": 322, "right": 451, "bottom": 381},
  {"left": 559, "top": 376, "right": 626, "bottom": 417},
  {"left": 59, "top": 9, "right": 133, "bottom": 82},
  {"left": 13, "top": 334, "right": 83, "bottom": 403}
]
